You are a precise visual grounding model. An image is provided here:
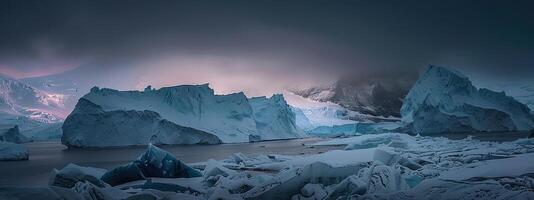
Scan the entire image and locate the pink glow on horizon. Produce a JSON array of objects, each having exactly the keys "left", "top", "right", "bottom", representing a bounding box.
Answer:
[{"left": 0, "top": 64, "right": 79, "bottom": 79}]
